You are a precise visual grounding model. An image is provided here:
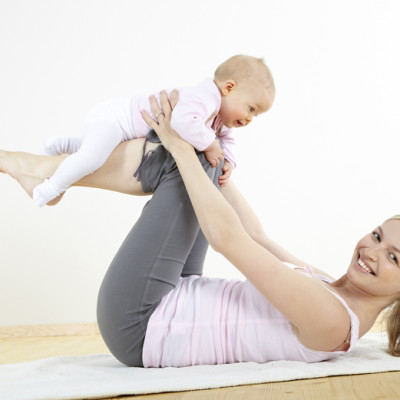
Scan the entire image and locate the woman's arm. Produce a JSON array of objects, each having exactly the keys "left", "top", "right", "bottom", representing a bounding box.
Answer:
[
  {"left": 141, "top": 92, "right": 348, "bottom": 352},
  {"left": 221, "top": 182, "right": 335, "bottom": 279}
]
